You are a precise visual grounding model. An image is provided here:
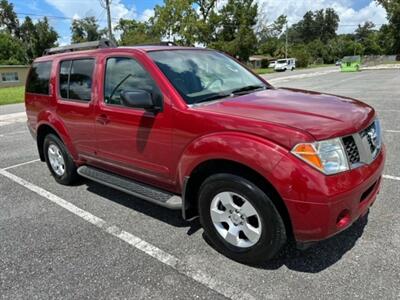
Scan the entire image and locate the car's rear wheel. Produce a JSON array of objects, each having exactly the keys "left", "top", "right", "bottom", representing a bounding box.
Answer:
[
  {"left": 198, "top": 174, "right": 286, "bottom": 264},
  {"left": 43, "top": 134, "right": 78, "bottom": 185}
]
